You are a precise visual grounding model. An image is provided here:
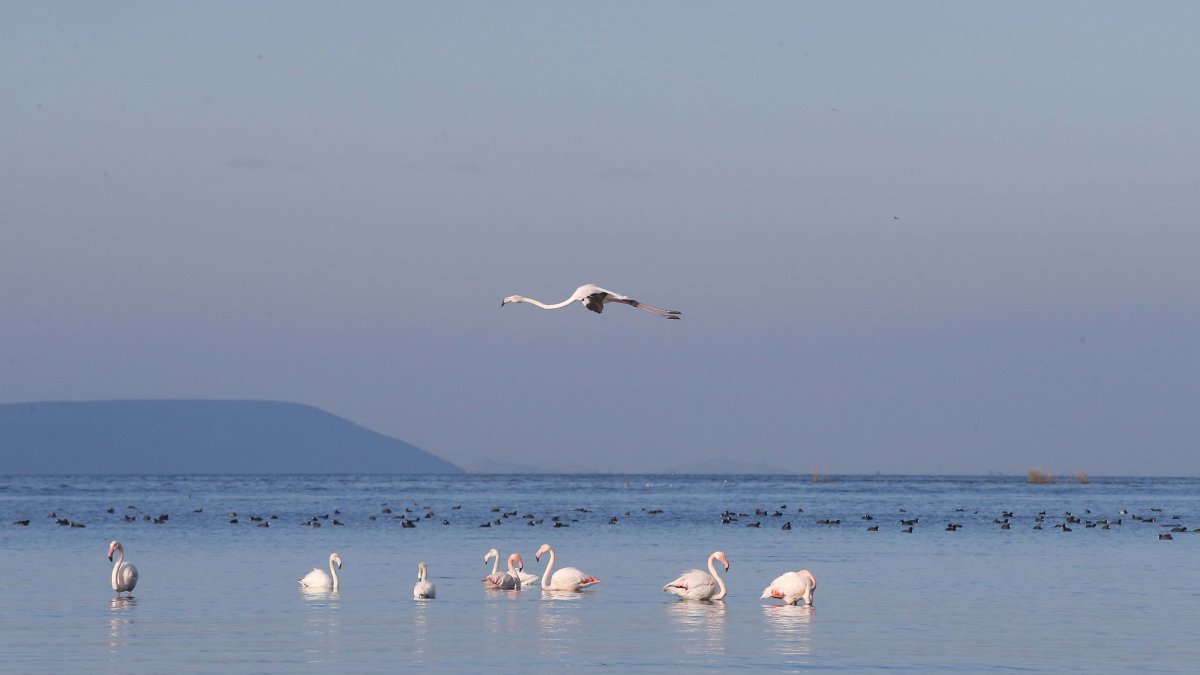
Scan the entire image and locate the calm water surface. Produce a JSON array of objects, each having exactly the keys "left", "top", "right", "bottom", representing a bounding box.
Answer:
[{"left": 1, "top": 474, "right": 1197, "bottom": 672}]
